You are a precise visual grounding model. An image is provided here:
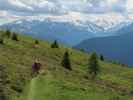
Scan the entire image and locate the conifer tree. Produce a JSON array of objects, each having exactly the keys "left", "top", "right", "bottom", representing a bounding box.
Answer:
[
  {"left": 0, "top": 38, "right": 4, "bottom": 44},
  {"left": 5, "top": 30, "right": 11, "bottom": 38},
  {"left": 12, "top": 33, "right": 19, "bottom": 41},
  {"left": 35, "top": 40, "right": 39, "bottom": 45},
  {"left": 61, "top": 51, "right": 72, "bottom": 70},
  {"left": 0, "top": 32, "right": 4, "bottom": 44},
  {"left": 88, "top": 52, "right": 100, "bottom": 79},
  {"left": 100, "top": 54, "right": 104, "bottom": 61},
  {"left": 51, "top": 40, "right": 59, "bottom": 48}
]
